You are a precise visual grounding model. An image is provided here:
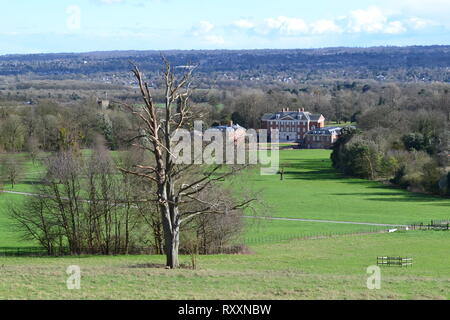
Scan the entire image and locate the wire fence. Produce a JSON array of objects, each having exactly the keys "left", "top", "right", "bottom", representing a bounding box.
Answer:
[
  {"left": 0, "top": 228, "right": 387, "bottom": 257},
  {"left": 409, "top": 219, "right": 450, "bottom": 231},
  {"left": 0, "top": 245, "right": 247, "bottom": 257},
  {"left": 2, "top": 220, "right": 447, "bottom": 257},
  {"left": 377, "top": 256, "right": 413, "bottom": 267},
  {"left": 0, "top": 247, "right": 49, "bottom": 257}
]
